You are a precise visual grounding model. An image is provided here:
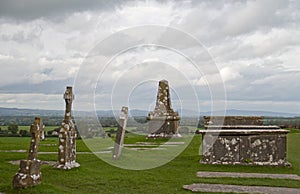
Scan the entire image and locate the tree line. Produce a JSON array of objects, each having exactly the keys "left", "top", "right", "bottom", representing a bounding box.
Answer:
[{"left": 0, "top": 116, "right": 299, "bottom": 137}]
